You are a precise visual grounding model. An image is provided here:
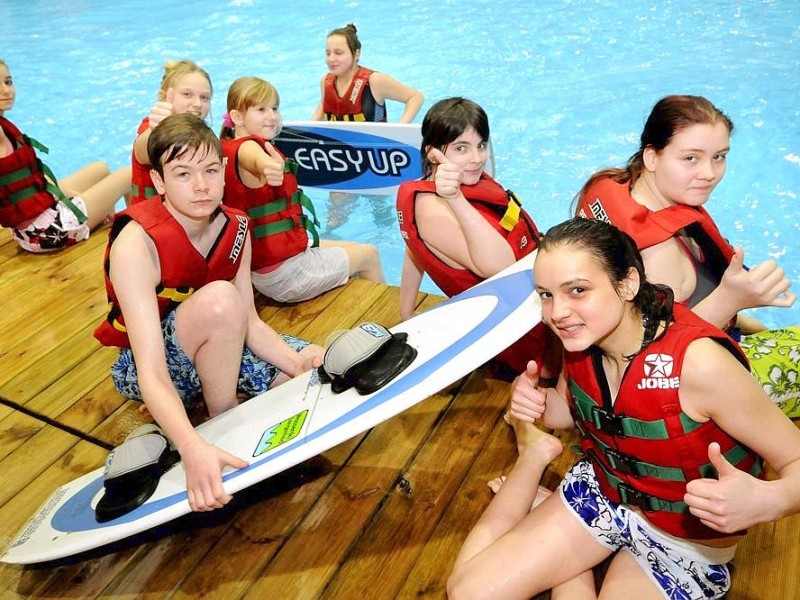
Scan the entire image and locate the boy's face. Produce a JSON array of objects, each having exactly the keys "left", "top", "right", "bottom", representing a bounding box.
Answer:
[{"left": 151, "top": 145, "right": 224, "bottom": 221}]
